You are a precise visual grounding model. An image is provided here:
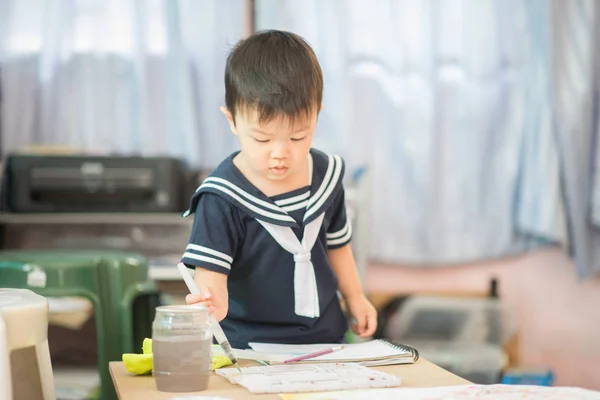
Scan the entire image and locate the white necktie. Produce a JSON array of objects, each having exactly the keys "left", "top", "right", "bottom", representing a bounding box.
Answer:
[{"left": 256, "top": 213, "right": 324, "bottom": 318}]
